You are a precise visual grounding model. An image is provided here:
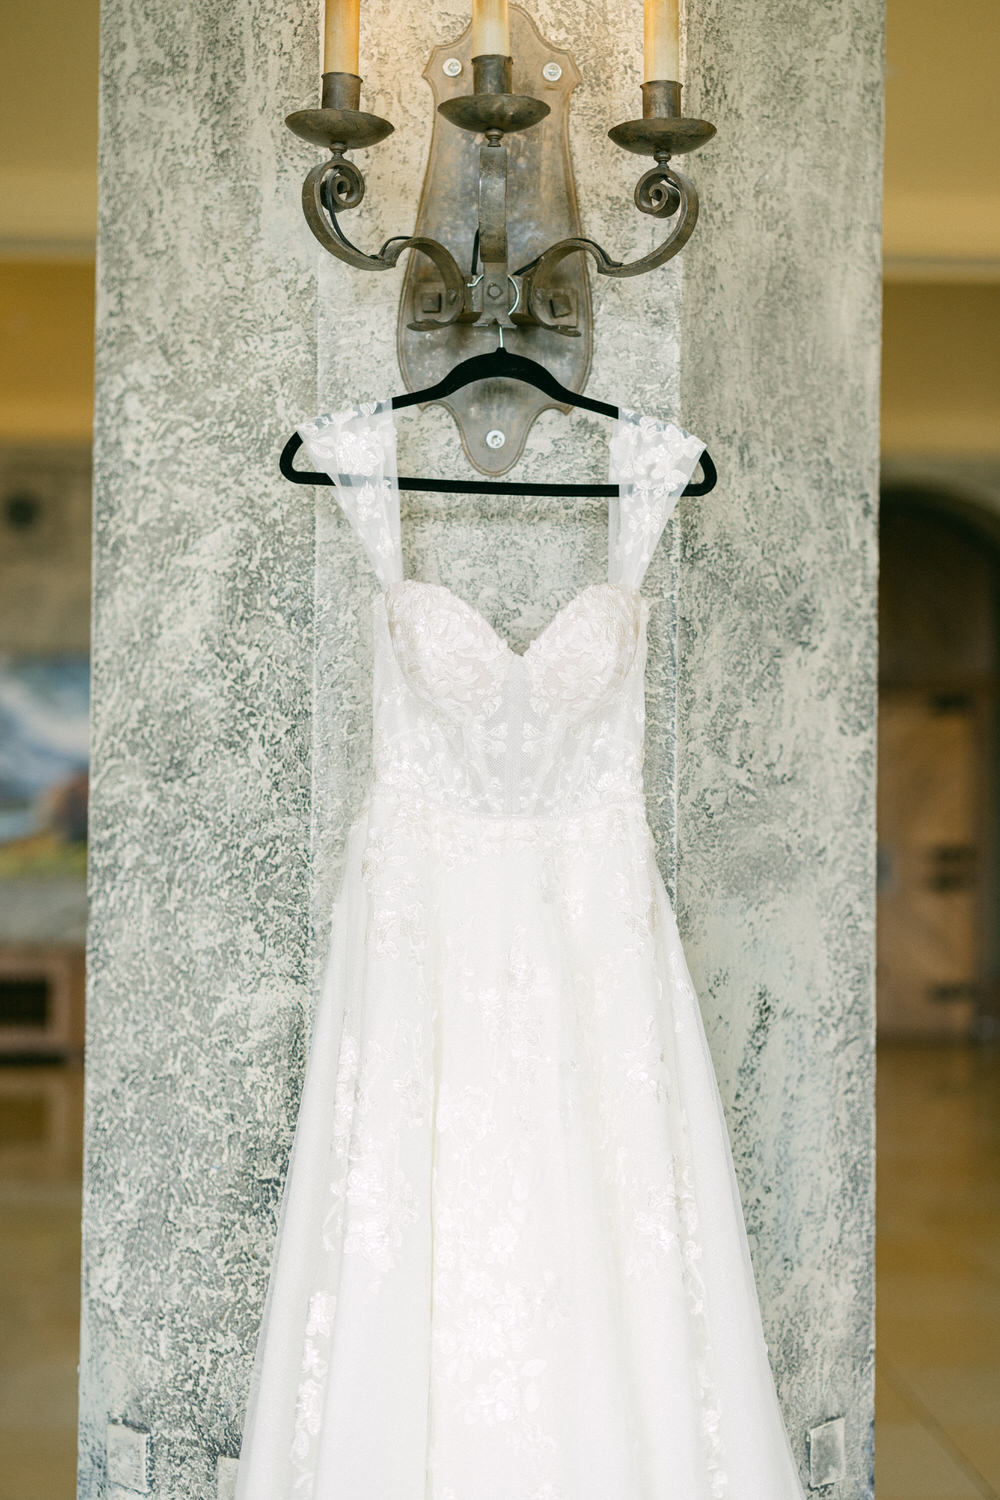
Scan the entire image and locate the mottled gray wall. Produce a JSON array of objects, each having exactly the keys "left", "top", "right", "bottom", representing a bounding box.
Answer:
[
  {"left": 80, "top": 1, "right": 317, "bottom": 1492},
  {"left": 82, "top": 0, "right": 881, "bottom": 1496},
  {"left": 678, "top": 2, "right": 882, "bottom": 1491}
]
